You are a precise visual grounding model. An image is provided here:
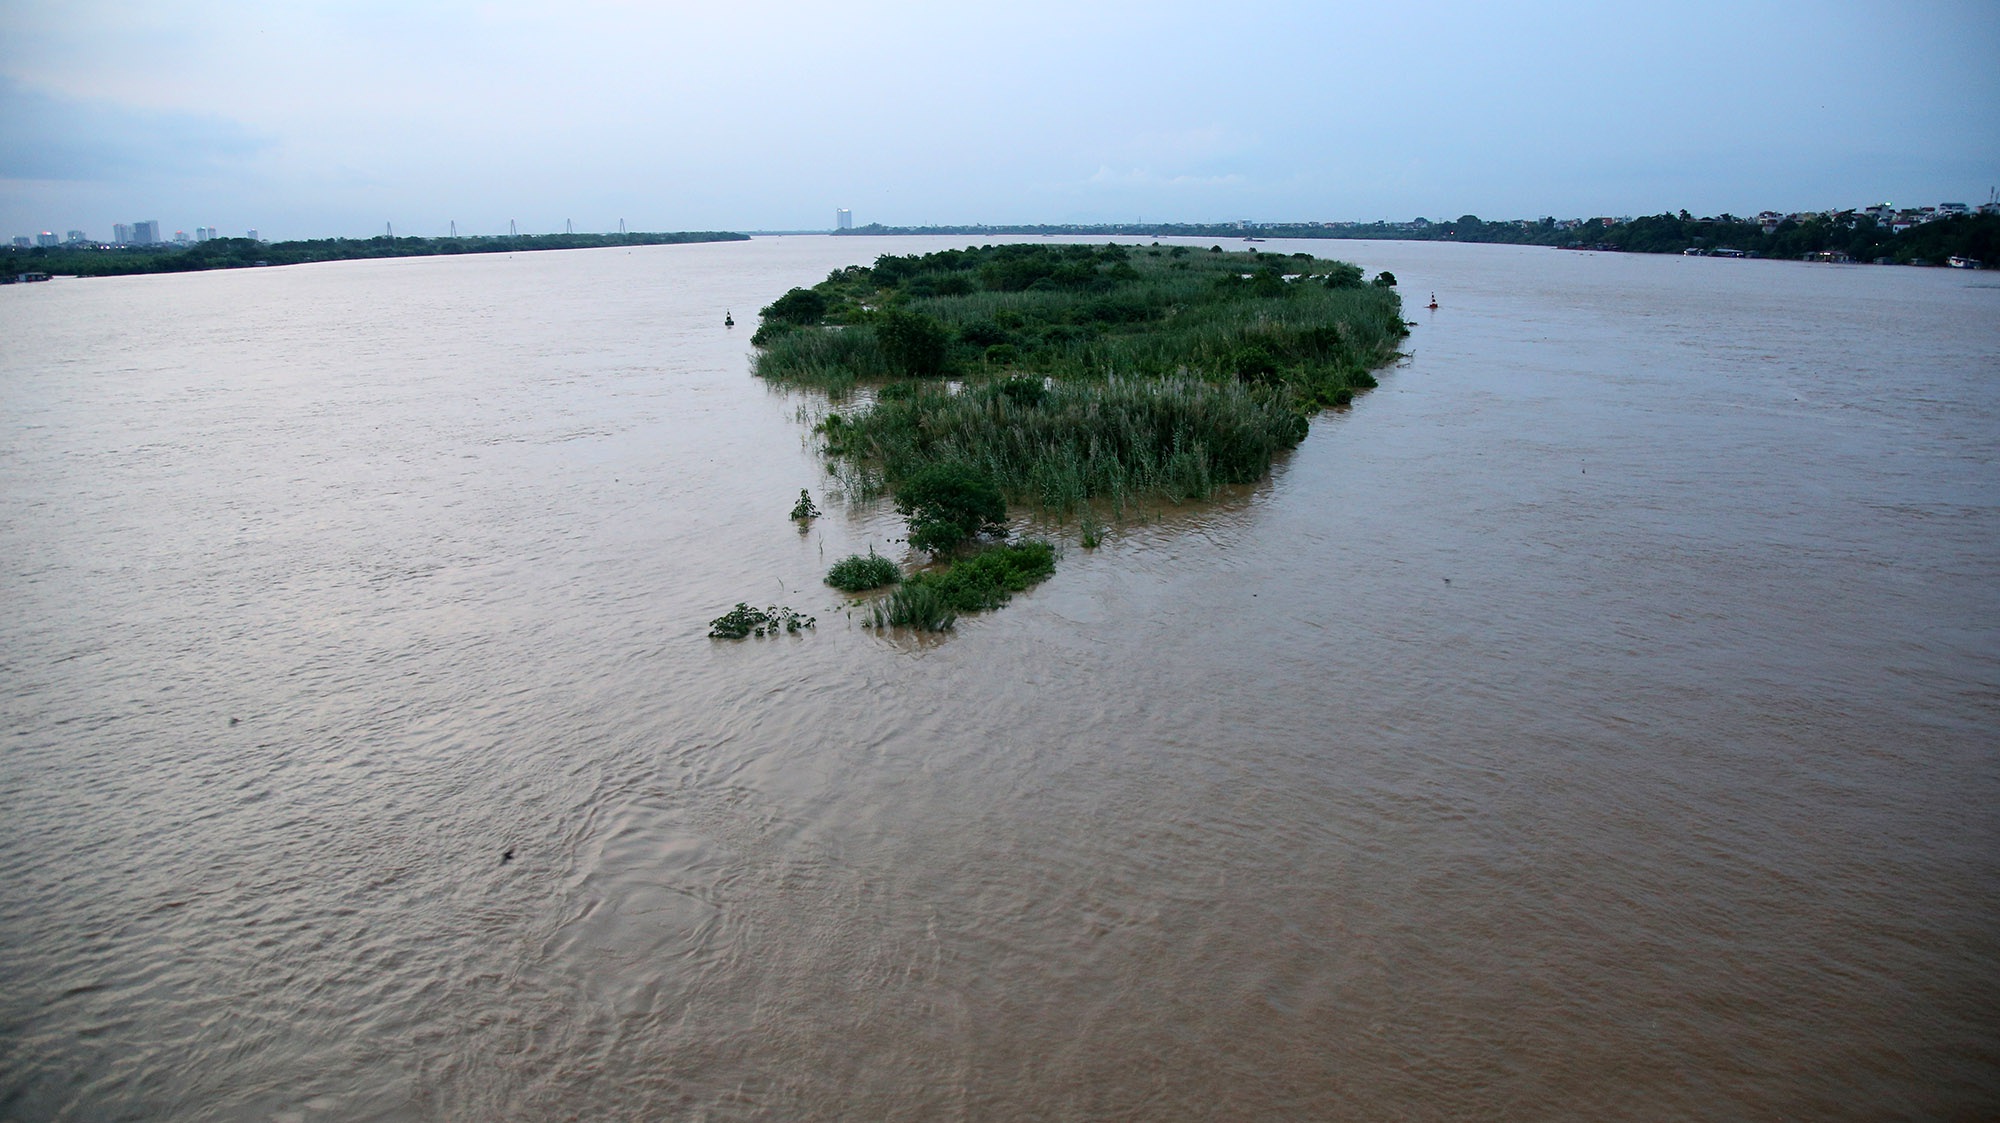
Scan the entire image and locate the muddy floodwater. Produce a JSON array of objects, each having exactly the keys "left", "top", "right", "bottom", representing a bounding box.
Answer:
[{"left": 2, "top": 237, "right": 1996, "bottom": 1121}]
